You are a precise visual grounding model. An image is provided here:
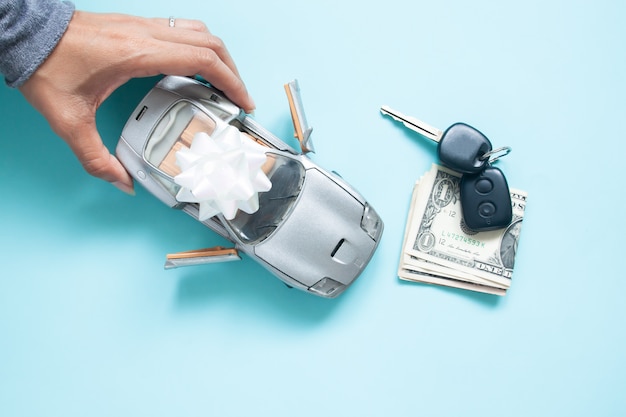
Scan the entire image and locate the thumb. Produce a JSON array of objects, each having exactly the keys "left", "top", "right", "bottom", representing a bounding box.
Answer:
[{"left": 68, "top": 122, "right": 135, "bottom": 195}]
